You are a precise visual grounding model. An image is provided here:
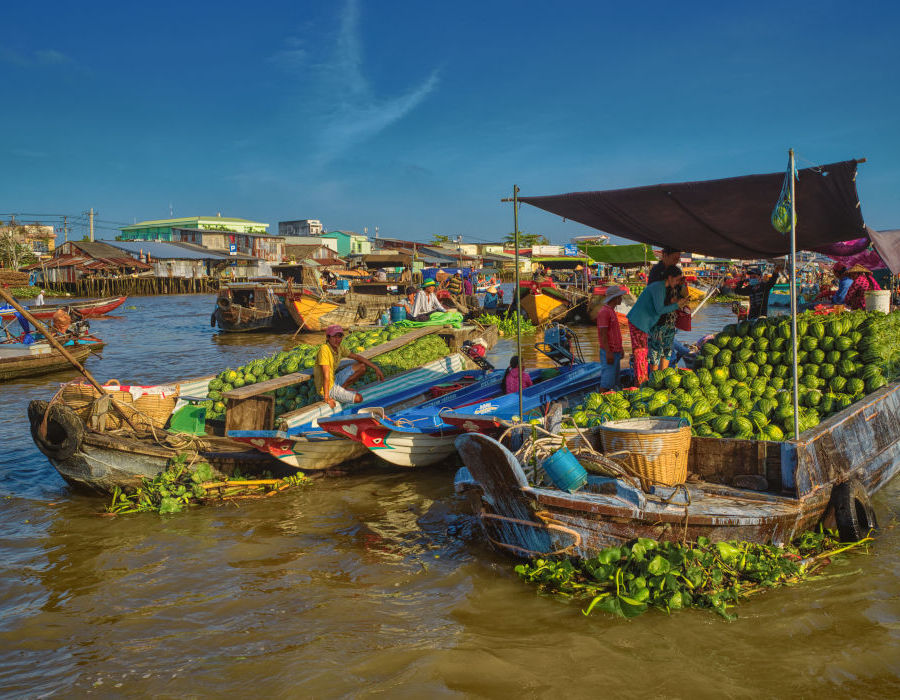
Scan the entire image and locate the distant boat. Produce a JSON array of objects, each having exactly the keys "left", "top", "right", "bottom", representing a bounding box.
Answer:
[
  {"left": 212, "top": 278, "right": 294, "bottom": 332},
  {"left": 0, "top": 295, "right": 127, "bottom": 322},
  {"left": 0, "top": 335, "right": 104, "bottom": 381}
]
